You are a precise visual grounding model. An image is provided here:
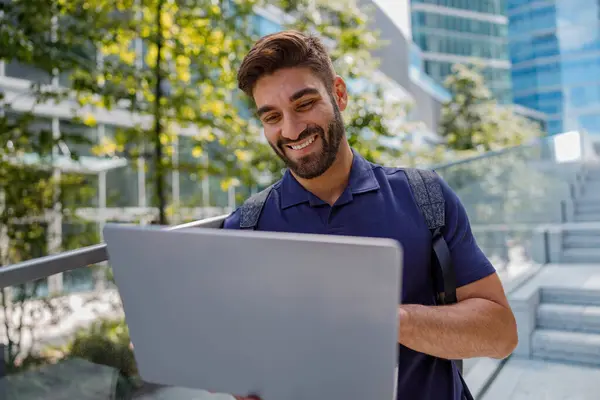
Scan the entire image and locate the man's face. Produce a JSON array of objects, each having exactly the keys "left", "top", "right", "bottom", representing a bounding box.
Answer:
[{"left": 253, "top": 67, "right": 348, "bottom": 179}]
